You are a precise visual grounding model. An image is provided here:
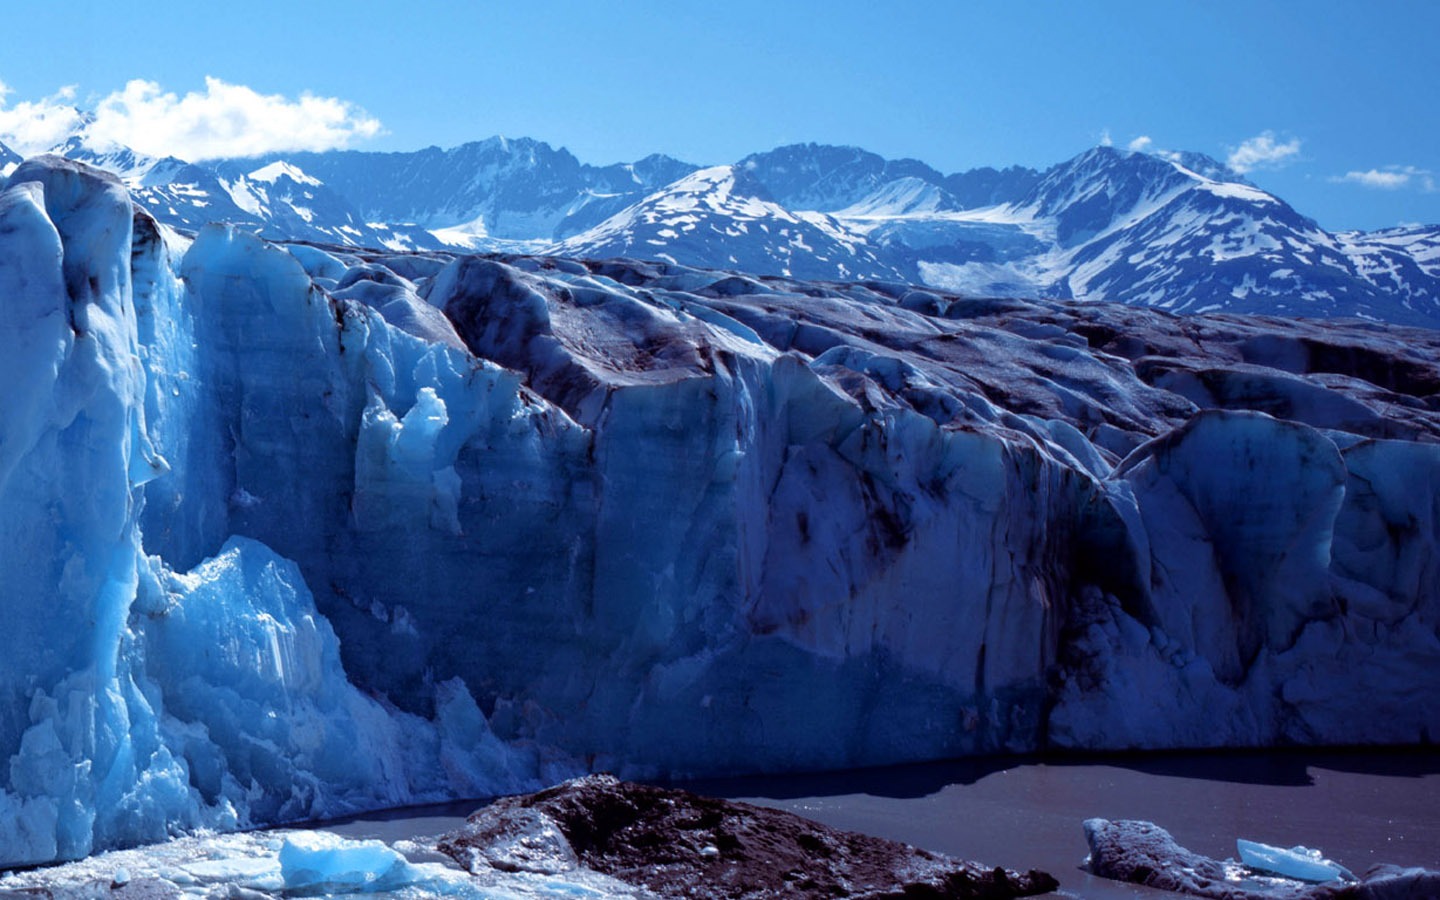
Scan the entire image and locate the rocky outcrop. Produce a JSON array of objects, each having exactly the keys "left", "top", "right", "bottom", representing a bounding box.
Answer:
[{"left": 439, "top": 775, "right": 1058, "bottom": 898}]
